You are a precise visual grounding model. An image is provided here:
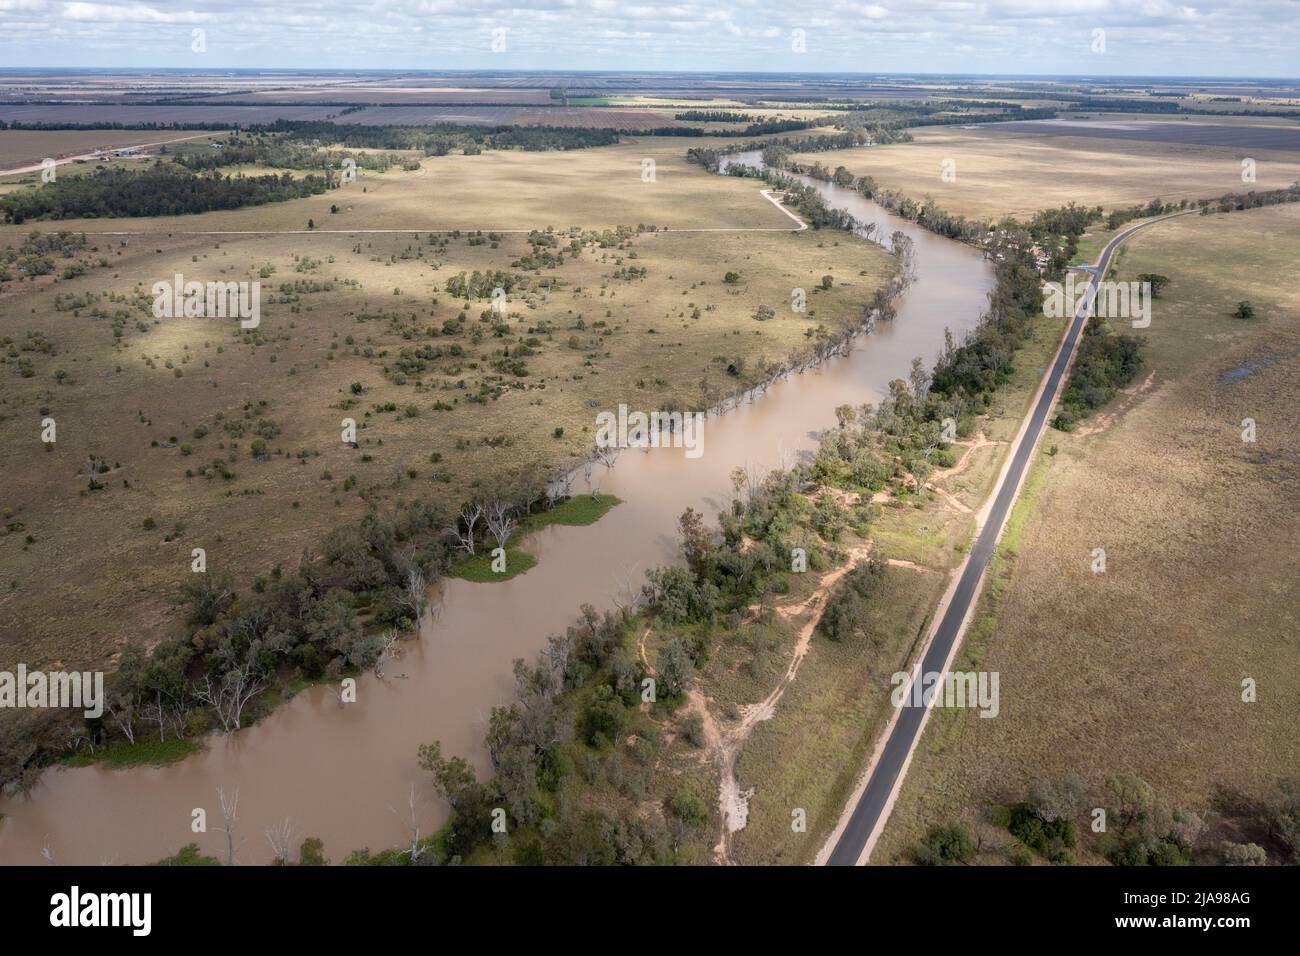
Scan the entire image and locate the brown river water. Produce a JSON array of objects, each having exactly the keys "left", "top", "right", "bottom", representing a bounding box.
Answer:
[{"left": 0, "top": 158, "right": 993, "bottom": 864}]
